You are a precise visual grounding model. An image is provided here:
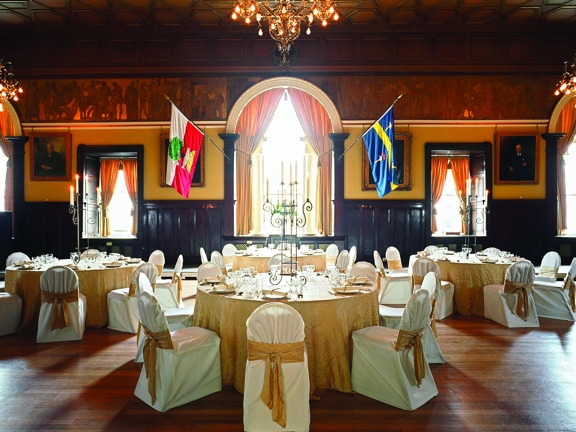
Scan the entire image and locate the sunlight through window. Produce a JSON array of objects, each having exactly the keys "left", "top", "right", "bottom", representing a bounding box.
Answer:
[
  {"left": 0, "top": 152, "right": 7, "bottom": 211},
  {"left": 107, "top": 169, "right": 133, "bottom": 236},
  {"left": 564, "top": 142, "right": 576, "bottom": 235},
  {"left": 434, "top": 168, "right": 462, "bottom": 235}
]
